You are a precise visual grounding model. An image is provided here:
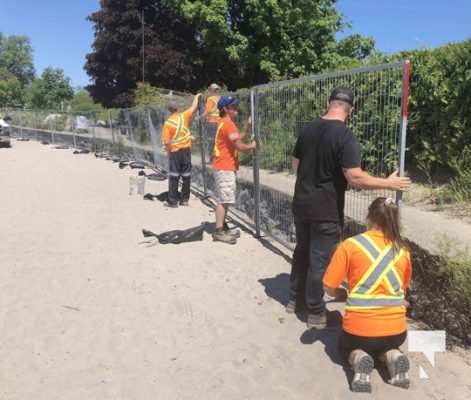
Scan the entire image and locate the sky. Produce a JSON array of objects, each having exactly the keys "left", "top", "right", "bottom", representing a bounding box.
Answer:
[{"left": 1, "top": 0, "right": 470, "bottom": 87}]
